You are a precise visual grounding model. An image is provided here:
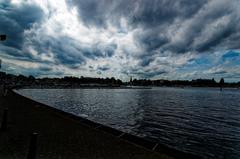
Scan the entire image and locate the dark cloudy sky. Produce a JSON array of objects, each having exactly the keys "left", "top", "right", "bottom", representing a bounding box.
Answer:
[{"left": 0, "top": 0, "right": 240, "bottom": 81}]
